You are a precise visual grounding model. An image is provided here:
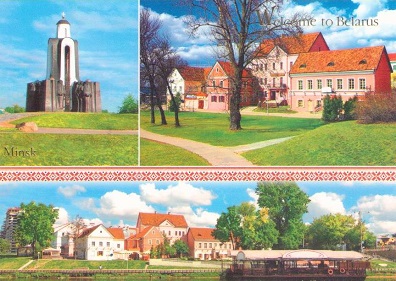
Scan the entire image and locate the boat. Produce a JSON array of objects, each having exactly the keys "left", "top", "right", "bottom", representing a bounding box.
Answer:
[{"left": 227, "top": 249, "right": 370, "bottom": 280}]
